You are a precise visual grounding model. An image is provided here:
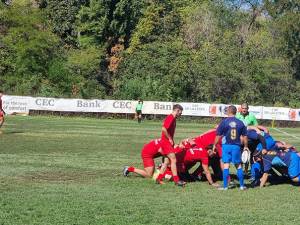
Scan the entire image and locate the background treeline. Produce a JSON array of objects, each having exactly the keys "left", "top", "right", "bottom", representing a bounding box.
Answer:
[{"left": 0, "top": 0, "right": 299, "bottom": 107}]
